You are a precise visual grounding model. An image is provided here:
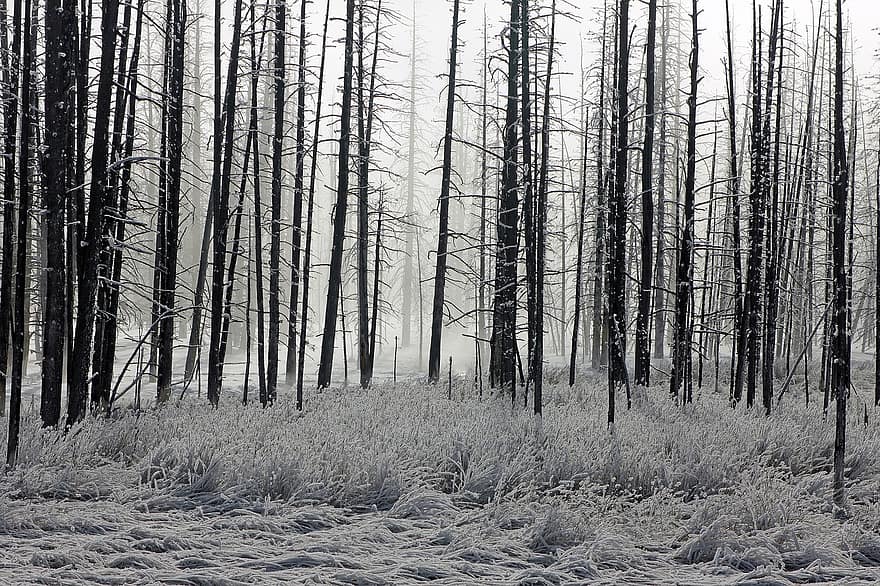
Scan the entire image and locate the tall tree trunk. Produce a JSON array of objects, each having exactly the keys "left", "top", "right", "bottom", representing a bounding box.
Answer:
[
  {"left": 286, "top": 0, "right": 308, "bottom": 386},
  {"left": 156, "top": 0, "right": 187, "bottom": 403},
  {"left": 6, "top": 0, "right": 32, "bottom": 466},
  {"left": 266, "top": 0, "right": 286, "bottom": 401},
  {"left": 670, "top": 0, "right": 699, "bottom": 402},
  {"left": 521, "top": 0, "right": 535, "bottom": 396},
  {"left": 570, "top": 90, "right": 589, "bottom": 385},
  {"left": 592, "top": 3, "right": 607, "bottom": 369},
  {"left": 0, "top": 0, "right": 22, "bottom": 419},
  {"left": 355, "top": 0, "right": 381, "bottom": 389},
  {"left": 875, "top": 141, "right": 879, "bottom": 406},
  {"left": 41, "top": 0, "right": 74, "bottom": 426},
  {"left": 68, "top": 0, "right": 120, "bottom": 423},
  {"left": 428, "top": 0, "right": 460, "bottom": 383},
  {"left": 725, "top": 0, "right": 744, "bottom": 403},
  {"left": 762, "top": 7, "right": 785, "bottom": 414},
  {"left": 653, "top": 3, "right": 668, "bottom": 361},
  {"left": 90, "top": 0, "right": 135, "bottom": 406},
  {"left": 207, "top": 0, "right": 244, "bottom": 406},
  {"left": 98, "top": 0, "right": 146, "bottom": 410},
  {"left": 401, "top": 7, "right": 417, "bottom": 349},
  {"left": 296, "top": 0, "right": 330, "bottom": 408},
  {"left": 830, "top": 0, "right": 849, "bottom": 508},
  {"left": 316, "top": 0, "right": 355, "bottom": 389},
  {"left": 478, "top": 9, "right": 488, "bottom": 374},
  {"left": 635, "top": 0, "right": 657, "bottom": 387},
  {"left": 607, "top": 0, "right": 631, "bottom": 424},
  {"left": 489, "top": 0, "right": 519, "bottom": 401},
  {"left": 534, "top": 0, "right": 556, "bottom": 414}
]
